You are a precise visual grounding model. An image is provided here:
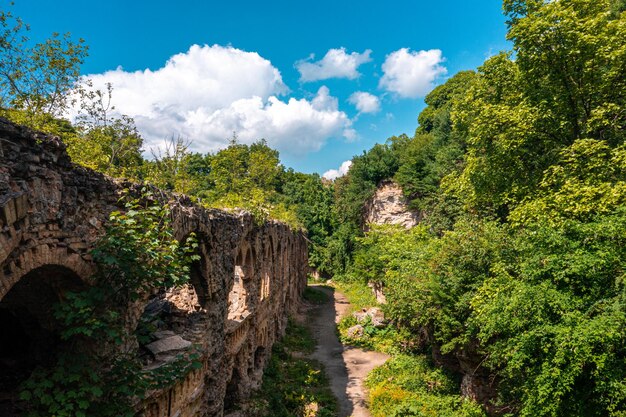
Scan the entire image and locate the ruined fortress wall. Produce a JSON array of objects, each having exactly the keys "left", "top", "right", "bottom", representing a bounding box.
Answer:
[{"left": 0, "top": 118, "right": 308, "bottom": 417}]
